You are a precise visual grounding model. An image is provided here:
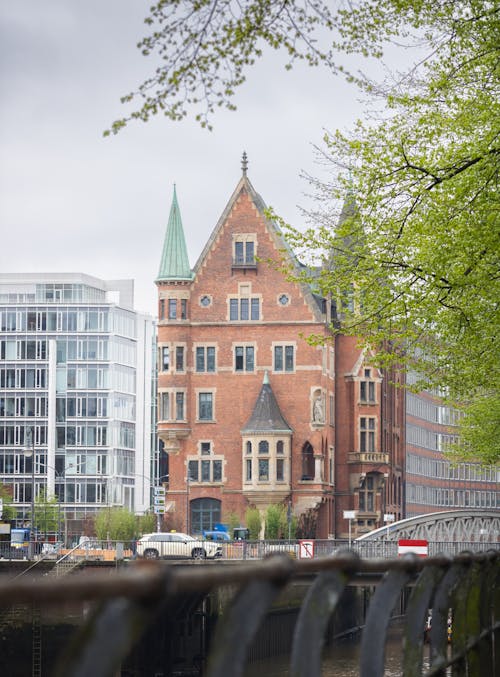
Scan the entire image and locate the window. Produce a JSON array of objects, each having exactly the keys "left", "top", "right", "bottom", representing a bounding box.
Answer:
[
  {"left": 229, "top": 297, "right": 260, "bottom": 320},
  {"left": 188, "top": 451, "right": 224, "bottom": 484},
  {"left": 360, "top": 375, "right": 376, "bottom": 403},
  {"left": 234, "top": 240, "right": 255, "bottom": 264},
  {"left": 168, "top": 299, "right": 177, "bottom": 319},
  {"left": 360, "top": 417, "right": 376, "bottom": 452},
  {"left": 175, "top": 392, "right": 185, "bottom": 420},
  {"left": 161, "top": 346, "right": 170, "bottom": 371},
  {"left": 246, "top": 459, "right": 252, "bottom": 481},
  {"left": 258, "top": 440, "right": 269, "bottom": 454},
  {"left": 276, "top": 459, "right": 284, "bottom": 481},
  {"left": 159, "top": 299, "right": 165, "bottom": 320},
  {"left": 258, "top": 459, "right": 269, "bottom": 481},
  {"left": 160, "top": 392, "right": 169, "bottom": 420},
  {"left": 200, "top": 441, "right": 211, "bottom": 455},
  {"left": 233, "top": 236, "right": 256, "bottom": 266},
  {"left": 359, "top": 475, "right": 375, "bottom": 512},
  {"left": 175, "top": 346, "right": 185, "bottom": 372},
  {"left": 246, "top": 441, "right": 252, "bottom": 455},
  {"left": 198, "top": 392, "right": 213, "bottom": 421},
  {"left": 301, "top": 442, "right": 314, "bottom": 480},
  {"left": 274, "top": 345, "right": 294, "bottom": 372},
  {"left": 180, "top": 299, "right": 187, "bottom": 319},
  {"left": 235, "top": 346, "right": 255, "bottom": 372},
  {"left": 190, "top": 498, "right": 221, "bottom": 534},
  {"left": 196, "top": 346, "right": 216, "bottom": 372}
]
